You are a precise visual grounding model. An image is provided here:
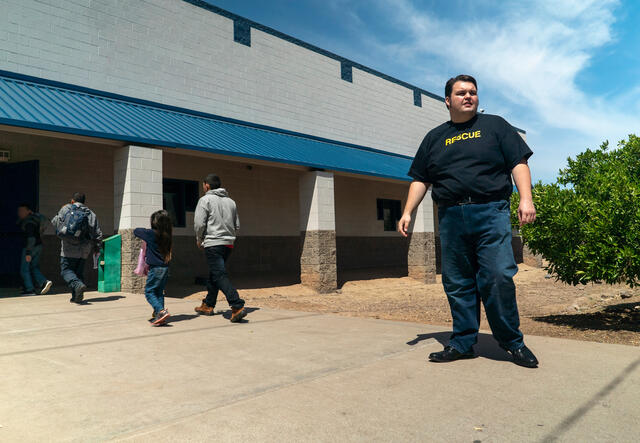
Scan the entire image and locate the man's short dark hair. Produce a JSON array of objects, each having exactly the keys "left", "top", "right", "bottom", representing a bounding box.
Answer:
[
  {"left": 18, "top": 202, "right": 32, "bottom": 211},
  {"left": 445, "top": 74, "right": 477, "bottom": 98},
  {"left": 204, "top": 174, "right": 221, "bottom": 189},
  {"left": 72, "top": 192, "right": 86, "bottom": 204}
]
